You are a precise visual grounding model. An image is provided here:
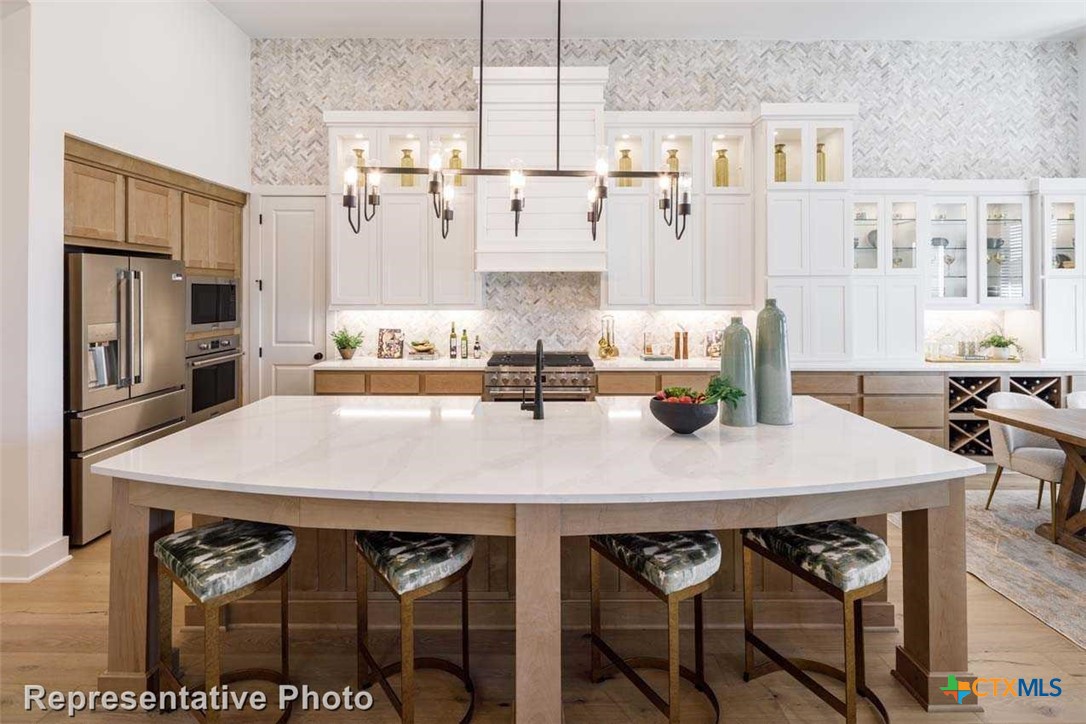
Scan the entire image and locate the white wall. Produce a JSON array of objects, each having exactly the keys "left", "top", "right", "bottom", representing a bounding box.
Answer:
[{"left": 0, "top": 1, "right": 251, "bottom": 582}]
